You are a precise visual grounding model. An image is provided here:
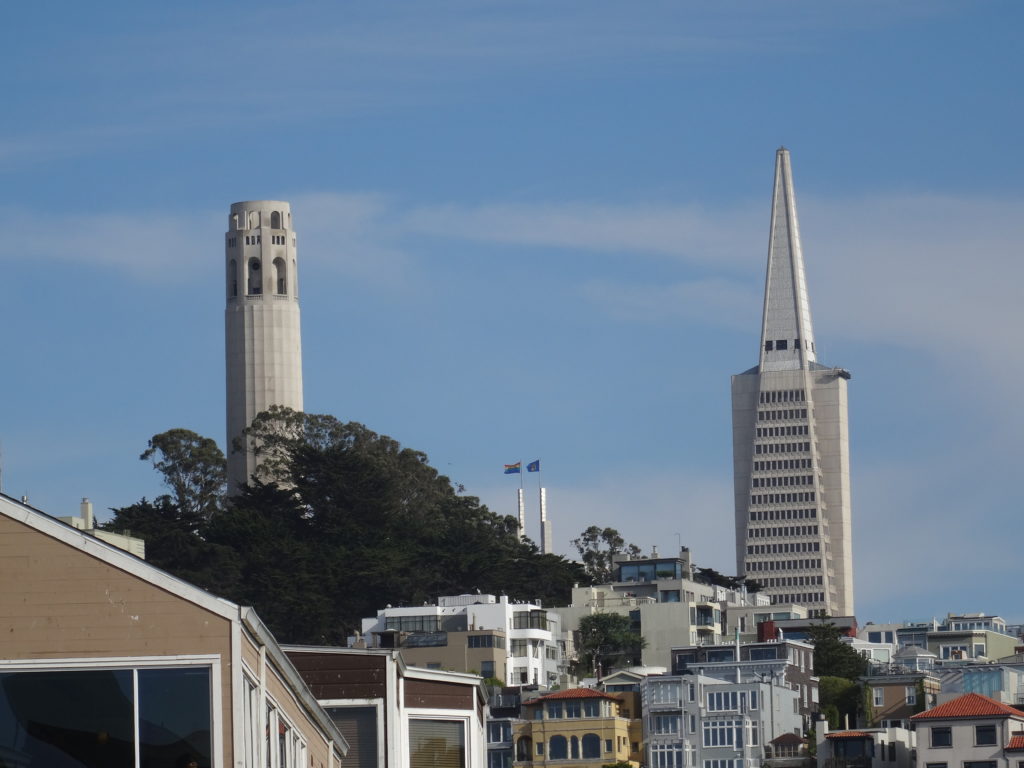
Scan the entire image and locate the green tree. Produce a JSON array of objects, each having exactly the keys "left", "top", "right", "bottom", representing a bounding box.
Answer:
[
  {"left": 573, "top": 612, "right": 646, "bottom": 677},
  {"left": 806, "top": 619, "right": 868, "bottom": 680},
  {"left": 818, "top": 676, "right": 861, "bottom": 729},
  {"left": 120, "top": 409, "right": 586, "bottom": 644},
  {"left": 571, "top": 526, "right": 641, "bottom": 583},
  {"left": 103, "top": 497, "right": 241, "bottom": 595},
  {"left": 140, "top": 428, "right": 226, "bottom": 529}
]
